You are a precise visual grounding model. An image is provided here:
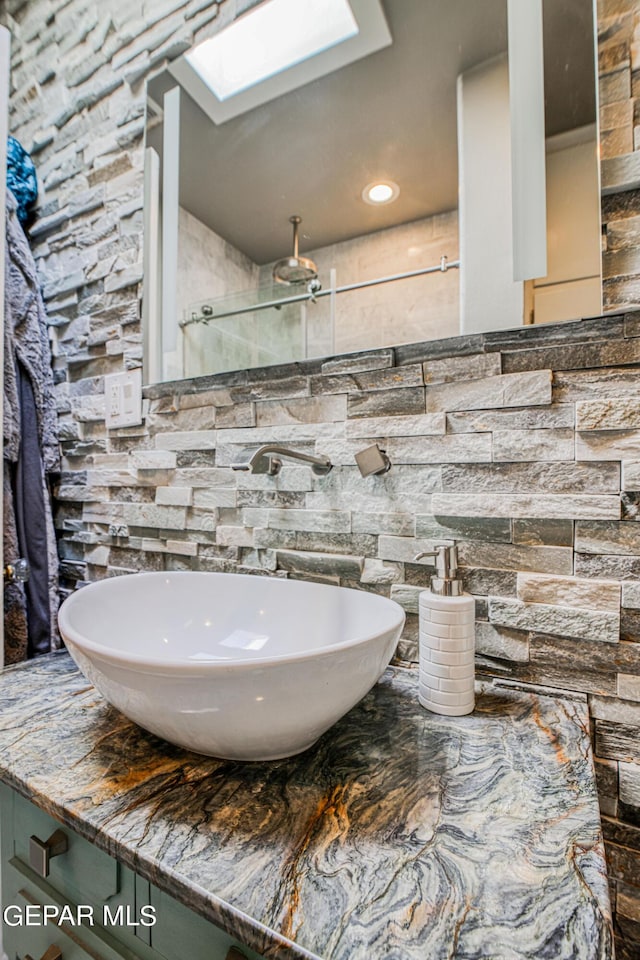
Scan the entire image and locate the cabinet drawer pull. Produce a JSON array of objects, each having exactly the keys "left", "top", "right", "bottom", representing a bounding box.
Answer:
[
  {"left": 24, "top": 946, "right": 63, "bottom": 960},
  {"left": 29, "top": 829, "right": 69, "bottom": 877},
  {"left": 226, "top": 950, "right": 248, "bottom": 960}
]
